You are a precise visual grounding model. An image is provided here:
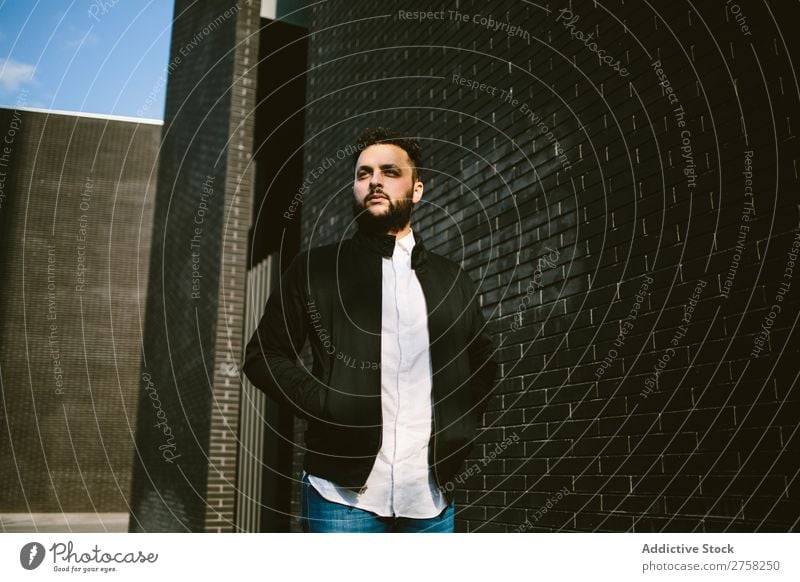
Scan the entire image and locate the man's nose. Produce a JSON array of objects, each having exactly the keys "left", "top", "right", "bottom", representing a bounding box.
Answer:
[{"left": 369, "top": 172, "right": 382, "bottom": 189}]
